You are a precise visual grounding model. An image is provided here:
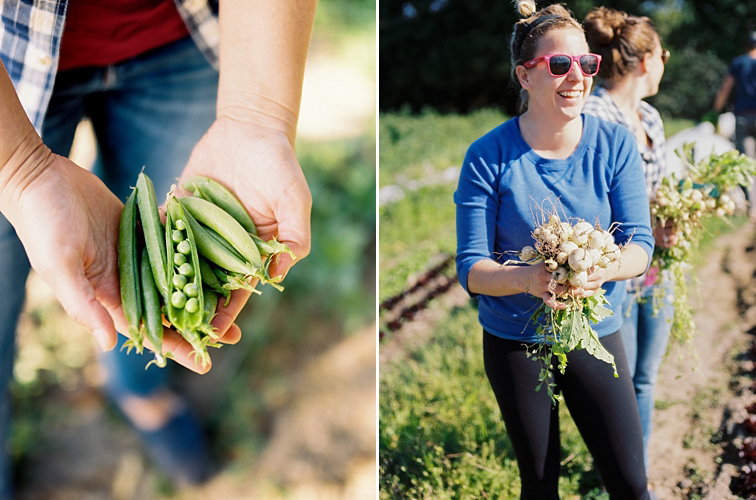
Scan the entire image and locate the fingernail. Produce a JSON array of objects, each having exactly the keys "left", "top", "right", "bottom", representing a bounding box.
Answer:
[{"left": 93, "top": 329, "right": 113, "bottom": 351}]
